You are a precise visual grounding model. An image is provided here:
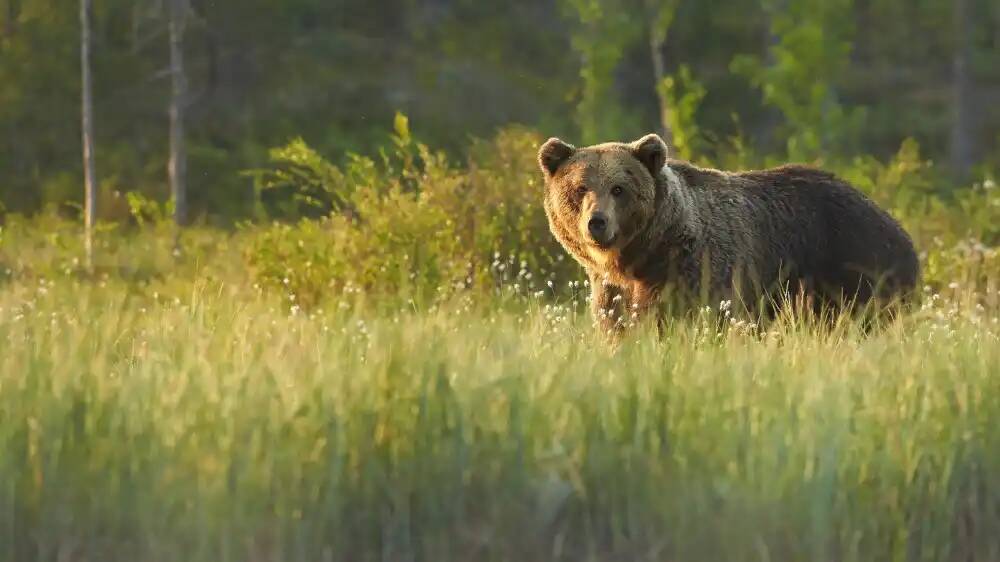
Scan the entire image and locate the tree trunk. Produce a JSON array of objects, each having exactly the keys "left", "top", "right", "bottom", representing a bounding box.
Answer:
[
  {"left": 168, "top": 0, "right": 188, "bottom": 227},
  {"left": 4, "top": 0, "right": 16, "bottom": 37},
  {"left": 648, "top": 23, "right": 673, "bottom": 147},
  {"left": 80, "top": 0, "right": 97, "bottom": 270},
  {"left": 949, "top": 0, "right": 974, "bottom": 182}
]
